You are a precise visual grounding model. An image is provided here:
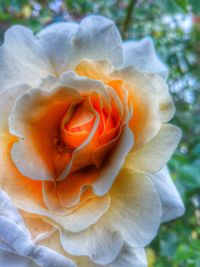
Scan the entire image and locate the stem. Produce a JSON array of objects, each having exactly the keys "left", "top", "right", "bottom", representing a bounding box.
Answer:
[{"left": 122, "top": 0, "right": 137, "bottom": 39}]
